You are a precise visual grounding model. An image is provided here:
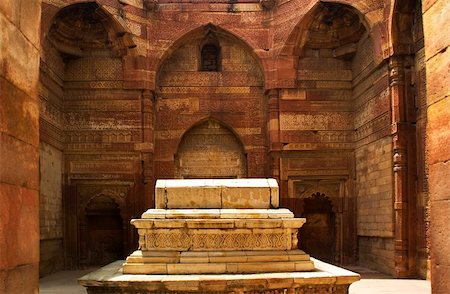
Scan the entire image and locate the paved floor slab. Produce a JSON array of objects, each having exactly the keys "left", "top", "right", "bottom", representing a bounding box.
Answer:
[{"left": 40, "top": 265, "right": 431, "bottom": 294}]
